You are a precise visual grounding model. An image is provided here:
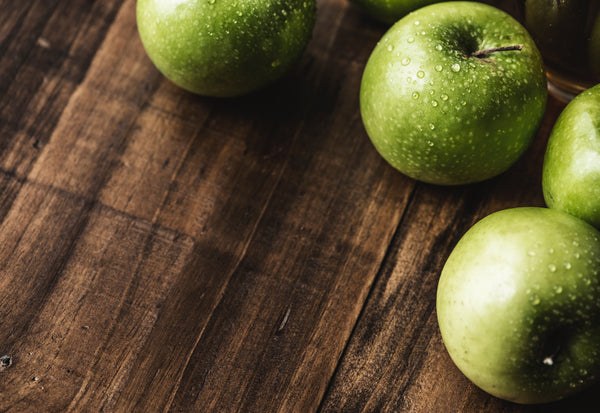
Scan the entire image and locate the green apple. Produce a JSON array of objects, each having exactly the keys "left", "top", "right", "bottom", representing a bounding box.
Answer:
[
  {"left": 543, "top": 83, "right": 600, "bottom": 229},
  {"left": 349, "top": 0, "right": 441, "bottom": 24},
  {"left": 437, "top": 207, "right": 600, "bottom": 404},
  {"left": 360, "top": 2, "right": 547, "bottom": 185},
  {"left": 136, "top": 0, "right": 316, "bottom": 97}
]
